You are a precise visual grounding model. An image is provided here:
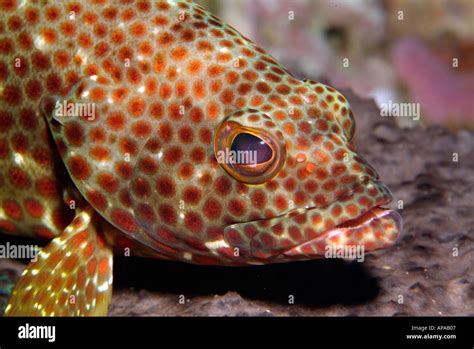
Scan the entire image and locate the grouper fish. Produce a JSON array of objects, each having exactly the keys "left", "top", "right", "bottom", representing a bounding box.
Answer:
[{"left": 0, "top": 0, "right": 402, "bottom": 315}]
